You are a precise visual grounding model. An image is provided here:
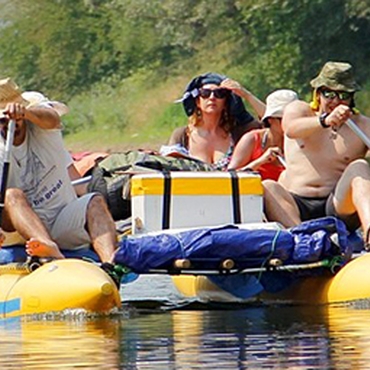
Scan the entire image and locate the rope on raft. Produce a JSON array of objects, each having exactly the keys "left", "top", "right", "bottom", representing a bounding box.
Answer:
[
  {"left": 0, "top": 258, "right": 41, "bottom": 275},
  {"left": 115, "top": 255, "right": 346, "bottom": 277}
]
